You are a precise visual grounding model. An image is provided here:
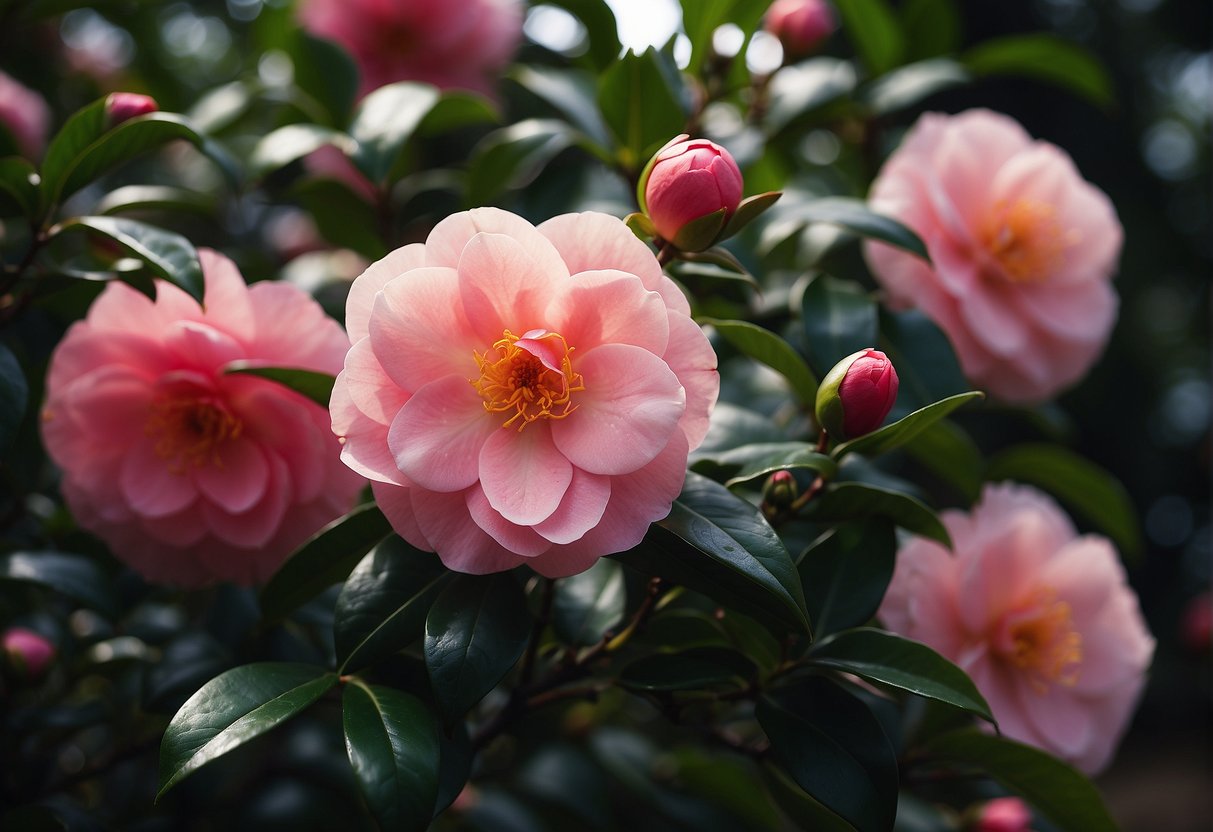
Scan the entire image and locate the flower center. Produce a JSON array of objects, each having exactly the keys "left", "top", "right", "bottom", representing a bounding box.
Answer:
[
  {"left": 145, "top": 395, "right": 242, "bottom": 472},
  {"left": 471, "top": 329, "right": 584, "bottom": 431},
  {"left": 996, "top": 590, "right": 1083, "bottom": 692},
  {"left": 980, "top": 199, "right": 1075, "bottom": 283}
]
